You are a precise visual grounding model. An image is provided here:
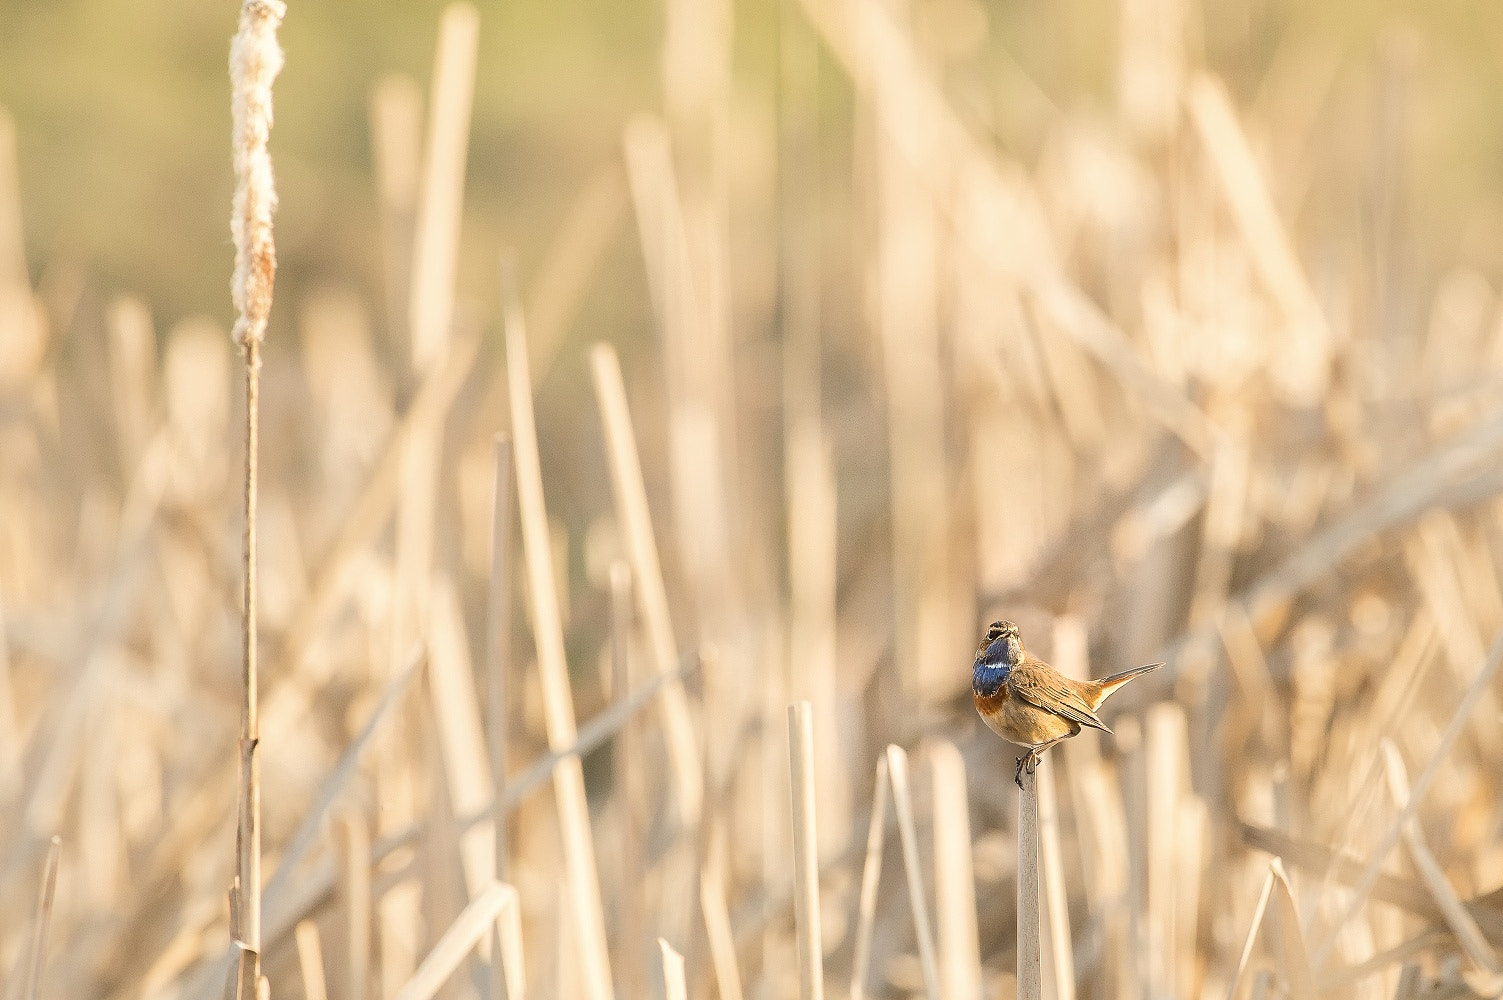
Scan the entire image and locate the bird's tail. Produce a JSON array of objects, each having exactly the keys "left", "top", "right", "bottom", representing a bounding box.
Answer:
[{"left": 1087, "top": 661, "right": 1164, "bottom": 709}]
